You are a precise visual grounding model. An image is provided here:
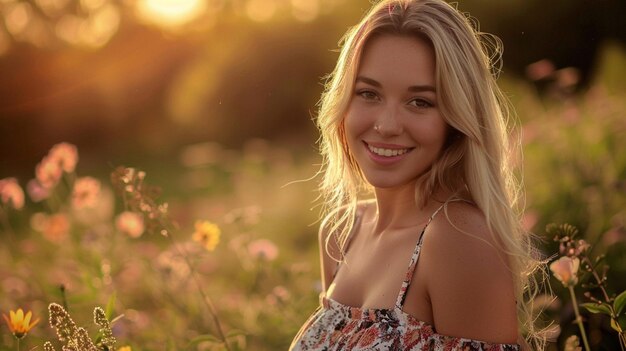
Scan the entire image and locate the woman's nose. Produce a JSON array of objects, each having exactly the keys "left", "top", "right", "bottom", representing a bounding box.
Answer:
[{"left": 374, "top": 106, "right": 403, "bottom": 136}]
